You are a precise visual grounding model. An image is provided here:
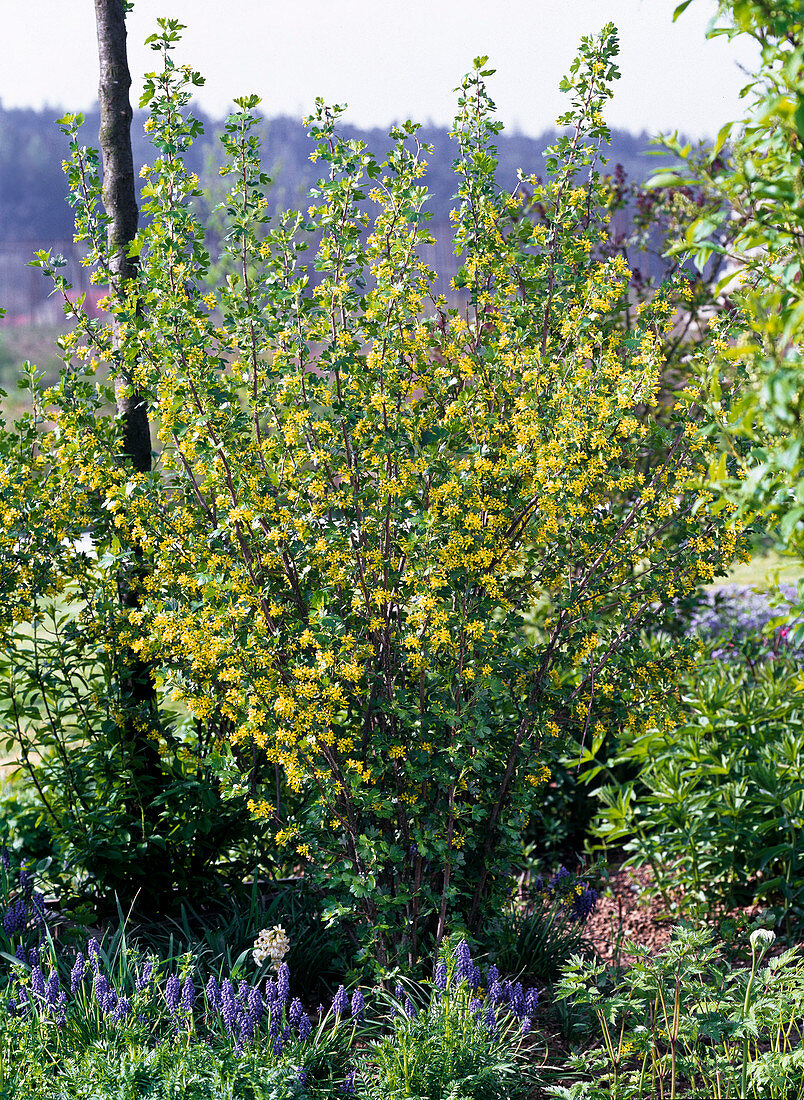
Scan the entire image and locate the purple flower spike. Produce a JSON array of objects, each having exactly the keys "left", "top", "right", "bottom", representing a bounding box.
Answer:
[
  {"left": 404, "top": 996, "right": 417, "bottom": 1019},
  {"left": 30, "top": 966, "right": 45, "bottom": 1000},
  {"left": 221, "top": 980, "right": 238, "bottom": 1037},
  {"left": 342, "top": 1068, "right": 357, "bottom": 1094},
  {"left": 240, "top": 1013, "right": 255, "bottom": 1046},
  {"left": 205, "top": 975, "right": 220, "bottom": 1011},
  {"left": 113, "top": 996, "right": 132, "bottom": 1021},
  {"left": 248, "top": 986, "right": 264, "bottom": 1025},
  {"left": 272, "top": 1034, "right": 283, "bottom": 1056},
  {"left": 548, "top": 866, "right": 570, "bottom": 893},
  {"left": 180, "top": 977, "right": 195, "bottom": 1013},
  {"left": 332, "top": 984, "right": 349, "bottom": 1018},
  {"left": 31, "top": 892, "right": 45, "bottom": 925},
  {"left": 454, "top": 940, "right": 473, "bottom": 984},
  {"left": 490, "top": 980, "right": 503, "bottom": 1005},
  {"left": 570, "top": 885, "right": 599, "bottom": 923},
  {"left": 18, "top": 868, "right": 33, "bottom": 899},
  {"left": 487, "top": 964, "right": 499, "bottom": 985},
  {"left": 484, "top": 1002, "right": 497, "bottom": 1034},
  {"left": 289, "top": 998, "right": 303, "bottom": 1027},
  {"left": 298, "top": 1011, "right": 312, "bottom": 1041},
  {"left": 521, "top": 1017, "right": 532, "bottom": 1035},
  {"left": 434, "top": 963, "right": 447, "bottom": 991},
  {"left": 165, "top": 974, "right": 180, "bottom": 1016},
  {"left": 508, "top": 981, "right": 525, "bottom": 1017},
  {"left": 277, "top": 963, "right": 290, "bottom": 1006},
  {"left": 469, "top": 998, "right": 482, "bottom": 1014},
  {"left": 70, "top": 953, "right": 86, "bottom": 993},
  {"left": 45, "top": 971, "right": 60, "bottom": 1008},
  {"left": 3, "top": 898, "right": 26, "bottom": 936},
  {"left": 525, "top": 988, "right": 539, "bottom": 1017},
  {"left": 135, "top": 959, "right": 153, "bottom": 993},
  {"left": 296, "top": 1066, "right": 308, "bottom": 1085},
  {"left": 0, "top": 847, "right": 10, "bottom": 872},
  {"left": 350, "top": 989, "right": 365, "bottom": 1022}
]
